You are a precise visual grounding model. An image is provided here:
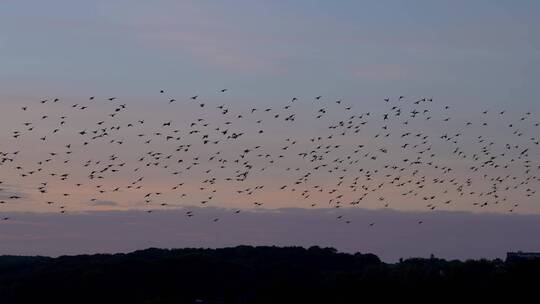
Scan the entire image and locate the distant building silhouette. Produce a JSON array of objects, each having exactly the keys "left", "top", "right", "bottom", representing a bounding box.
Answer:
[{"left": 507, "top": 251, "right": 540, "bottom": 262}]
